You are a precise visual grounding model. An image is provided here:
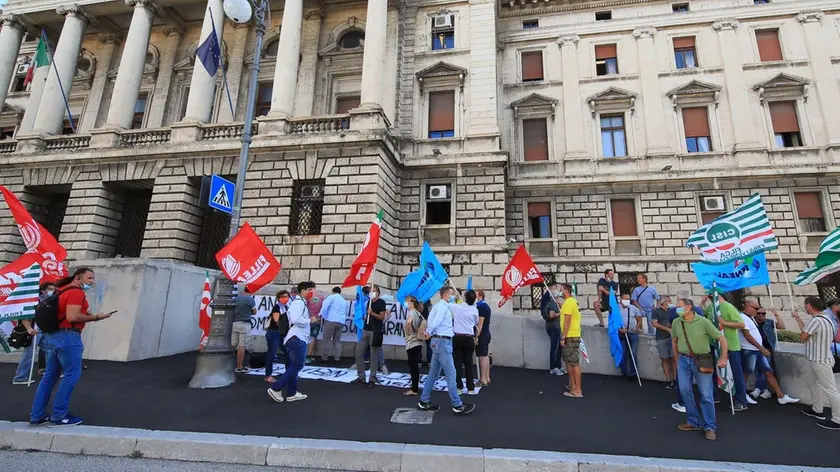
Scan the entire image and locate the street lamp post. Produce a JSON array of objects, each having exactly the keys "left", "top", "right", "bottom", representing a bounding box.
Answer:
[{"left": 190, "top": 0, "right": 268, "bottom": 389}]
